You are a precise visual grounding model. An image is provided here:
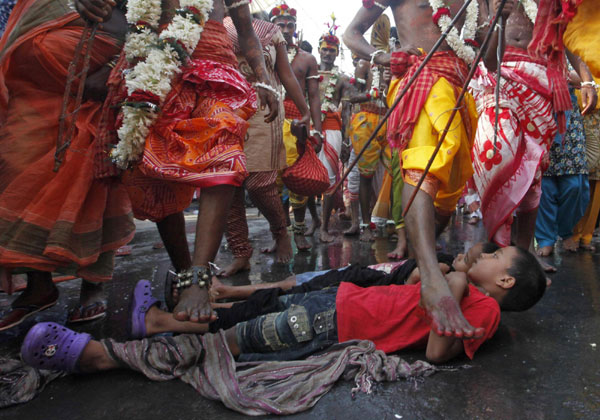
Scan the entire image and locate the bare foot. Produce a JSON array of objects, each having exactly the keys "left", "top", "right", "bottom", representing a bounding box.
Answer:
[
  {"left": 562, "top": 237, "right": 579, "bottom": 252},
  {"left": 387, "top": 228, "right": 407, "bottom": 259},
  {"left": 261, "top": 234, "right": 293, "bottom": 263},
  {"left": 218, "top": 257, "right": 251, "bottom": 277},
  {"left": 173, "top": 285, "right": 216, "bottom": 323},
  {"left": 467, "top": 215, "right": 480, "bottom": 225},
  {"left": 305, "top": 218, "right": 321, "bottom": 236},
  {"left": 580, "top": 242, "right": 596, "bottom": 252},
  {"left": 535, "top": 254, "right": 557, "bottom": 273},
  {"left": 536, "top": 245, "right": 554, "bottom": 257},
  {"left": 343, "top": 223, "right": 359, "bottom": 236},
  {"left": 294, "top": 233, "right": 312, "bottom": 251},
  {"left": 359, "top": 227, "right": 374, "bottom": 242},
  {"left": 420, "top": 274, "right": 484, "bottom": 338},
  {"left": 319, "top": 227, "right": 335, "bottom": 243}
]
